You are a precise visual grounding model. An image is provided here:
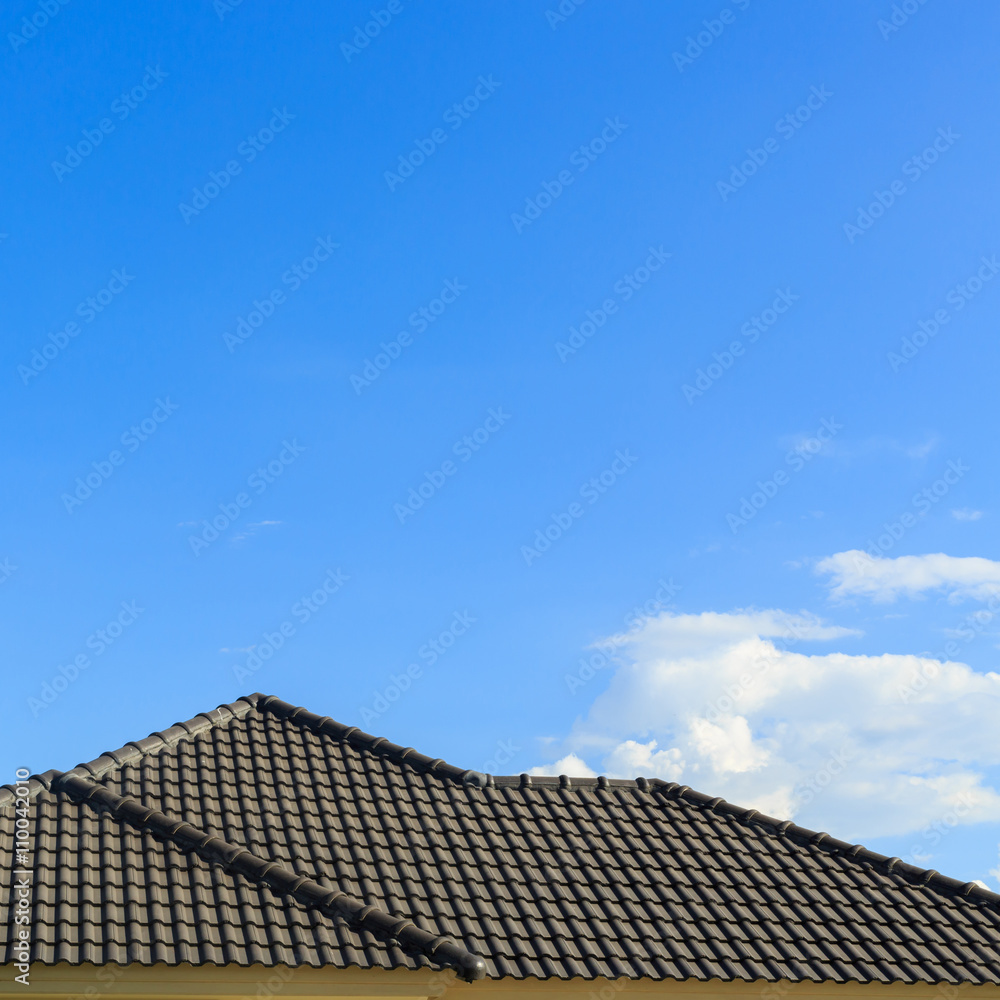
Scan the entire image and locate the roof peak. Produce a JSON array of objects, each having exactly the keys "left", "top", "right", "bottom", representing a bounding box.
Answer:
[{"left": 0, "top": 693, "right": 486, "bottom": 805}]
